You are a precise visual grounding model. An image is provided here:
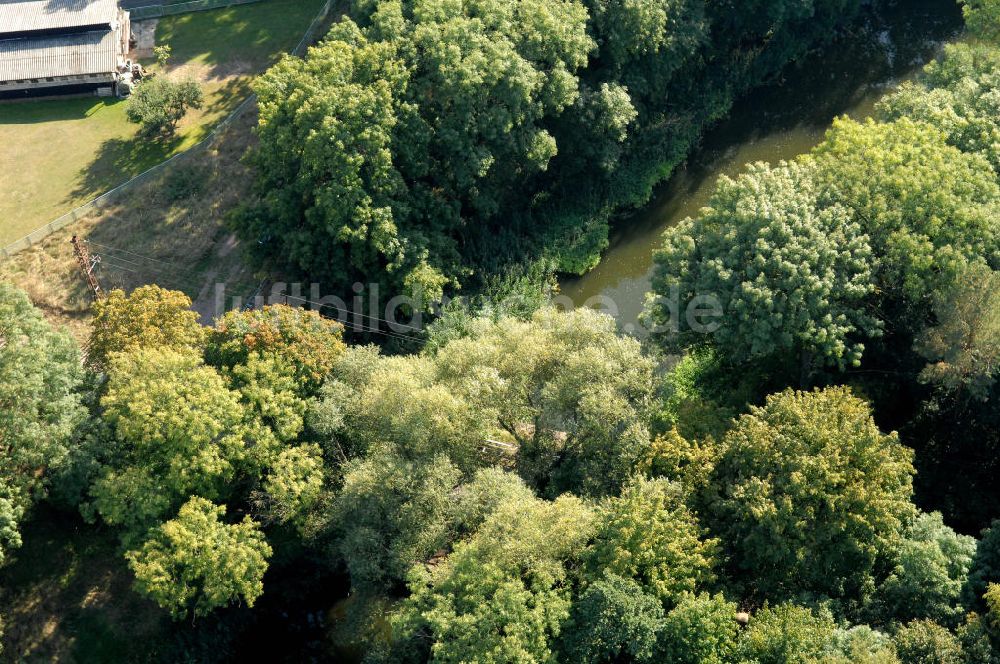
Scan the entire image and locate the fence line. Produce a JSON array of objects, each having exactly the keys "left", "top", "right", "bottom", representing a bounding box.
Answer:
[
  {"left": 128, "top": 0, "right": 264, "bottom": 21},
  {"left": 0, "top": 0, "right": 335, "bottom": 261}
]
